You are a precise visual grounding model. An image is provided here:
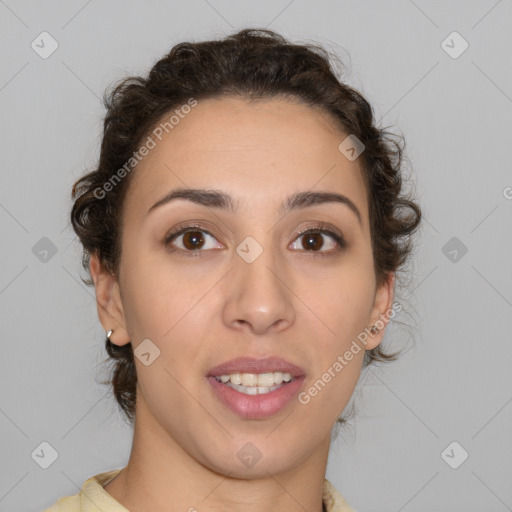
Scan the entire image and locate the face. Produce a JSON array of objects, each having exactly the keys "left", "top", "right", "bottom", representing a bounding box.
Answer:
[{"left": 92, "top": 96, "right": 394, "bottom": 477}]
